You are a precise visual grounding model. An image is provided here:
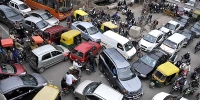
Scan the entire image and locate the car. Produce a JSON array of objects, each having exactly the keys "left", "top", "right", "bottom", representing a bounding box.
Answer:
[
  {"left": 22, "top": 16, "right": 52, "bottom": 32},
  {"left": 191, "top": 21, "right": 200, "bottom": 38},
  {"left": 8, "top": 0, "right": 31, "bottom": 16},
  {"left": 71, "top": 21, "right": 102, "bottom": 41},
  {"left": 152, "top": 92, "right": 188, "bottom": 100},
  {"left": 28, "top": 44, "right": 70, "bottom": 73},
  {"left": 139, "top": 30, "right": 165, "bottom": 52},
  {"left": 29, "top": 10, "right": 59, "bottom": 26},
  {"left": 181, "top": 29, "right": 194, "bottom": 47},
  {"left": 0, "top": 5, "right": 24, "bottom": 28},
  {"left": 69, "top": 41, "right": 101, "bottom": 64},
  {"left": 74, "top": 80, "right": 124, "bottom": 100},
  {"left": 159, "top": 20, "right": 181, "bottom": 35},
  {"left": 131, "top": 50, "right": 168, "bottom": 79},
  {"left": 99, "top": 48, "right": 143, "bottom": 99},
  {"left": 177, "top": 15, "right": 190, "bottom": 29},
  {"left": 185, "top": 0, "right": 196, "bottom": 7},
  {"left": 176, "top": 6, "right": 191, "bottom": 17},
  {"left": 0, "top": 63, "right": 27, "bottom": 80},
  {"left": 0, "top": 73, "right": 47, "bottom": 100}
]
